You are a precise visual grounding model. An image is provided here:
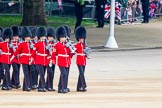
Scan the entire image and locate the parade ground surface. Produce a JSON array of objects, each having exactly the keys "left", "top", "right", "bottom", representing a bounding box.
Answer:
[{"left": 0, "top": 19, "right": 162, "bottom": 108}]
